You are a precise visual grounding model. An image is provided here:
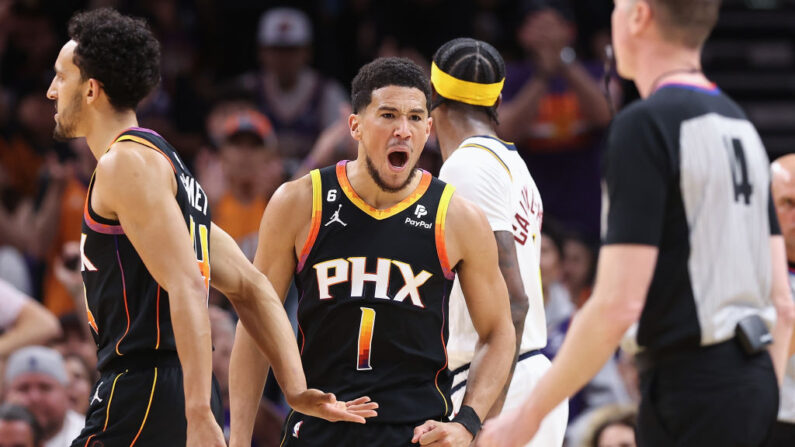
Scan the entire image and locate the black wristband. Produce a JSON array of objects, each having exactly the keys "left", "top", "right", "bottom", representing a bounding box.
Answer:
[{"left": 451, "top": 405, "right": 482, "bottom": 437}]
